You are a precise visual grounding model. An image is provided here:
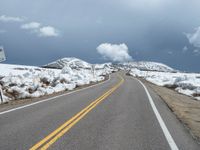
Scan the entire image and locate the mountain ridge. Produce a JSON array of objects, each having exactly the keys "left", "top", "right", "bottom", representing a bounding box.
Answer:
[{"left": 43, "top": 57, "right": 175, "bottom": 72}]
